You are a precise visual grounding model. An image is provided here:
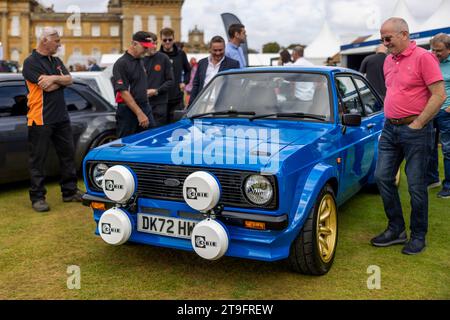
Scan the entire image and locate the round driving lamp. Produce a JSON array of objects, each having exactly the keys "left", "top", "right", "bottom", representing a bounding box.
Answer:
[{"left": 244, "top": 175, "right": 274, "bottom": 205}]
